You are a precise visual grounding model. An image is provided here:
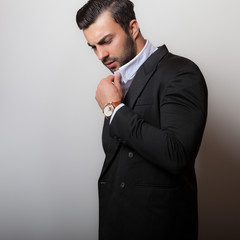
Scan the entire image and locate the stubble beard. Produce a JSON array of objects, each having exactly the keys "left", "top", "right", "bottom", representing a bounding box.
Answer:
[{"left": 102, "top": 33, "right": 137, "bottom": 73}]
